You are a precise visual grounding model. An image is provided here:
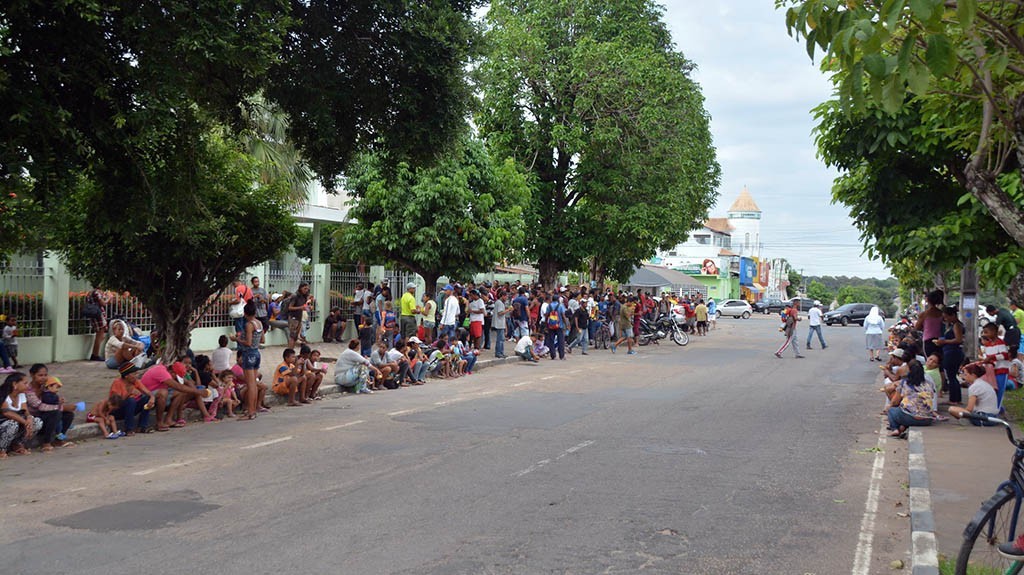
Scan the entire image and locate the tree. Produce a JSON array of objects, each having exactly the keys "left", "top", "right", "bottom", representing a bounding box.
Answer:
[
  {"left": 476, "top": 0, "right": 720, "bottom": 287},
  {"left": 806, "top": 280, "right": 833, "bottom": 304},
  {"left": 0, "top": 1, "right": 479, "bottom": 359},
  {"left": 780, "top": 0, "right": 1024, "bottom": 299},
  {"left": 338, "top": 134, "right": 531, "bottom": 292},
  {"left": 787, "top": 270, "right": 803, "bottom": 297}
]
